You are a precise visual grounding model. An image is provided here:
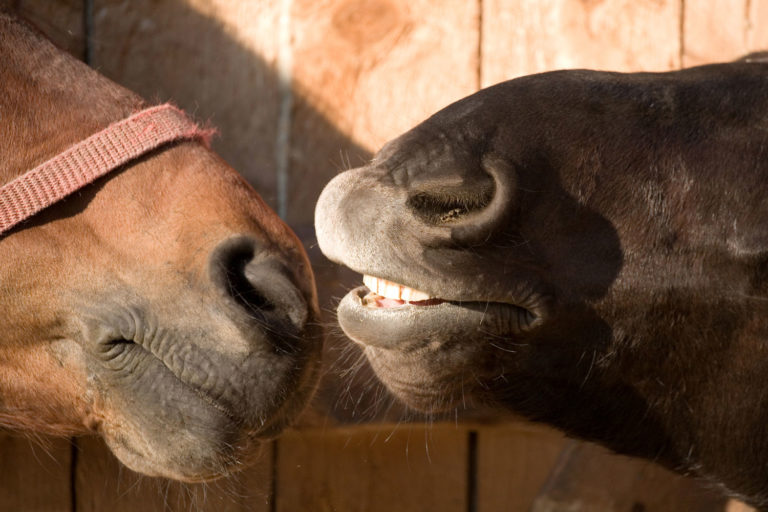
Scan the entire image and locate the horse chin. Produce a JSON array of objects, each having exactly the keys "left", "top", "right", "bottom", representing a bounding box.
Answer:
[
  {"left": 101, "top": 420, "right": 243, "bottom": 482},
  {"left": 97, "top": 348, "right": 319, "bottom": 482},
  {"left": 360, "top": 343, "right": 474, "bottom": 414}
]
